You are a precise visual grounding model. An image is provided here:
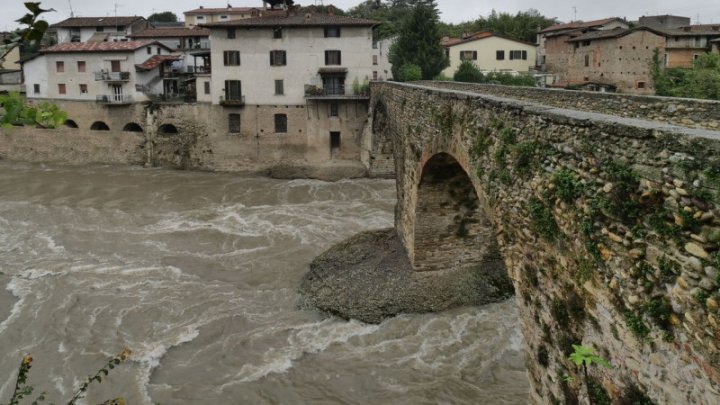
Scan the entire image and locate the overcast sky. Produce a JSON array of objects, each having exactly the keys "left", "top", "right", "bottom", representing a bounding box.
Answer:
[{"left": 2, "top": 0, "right": 720, "bottom": 31}]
